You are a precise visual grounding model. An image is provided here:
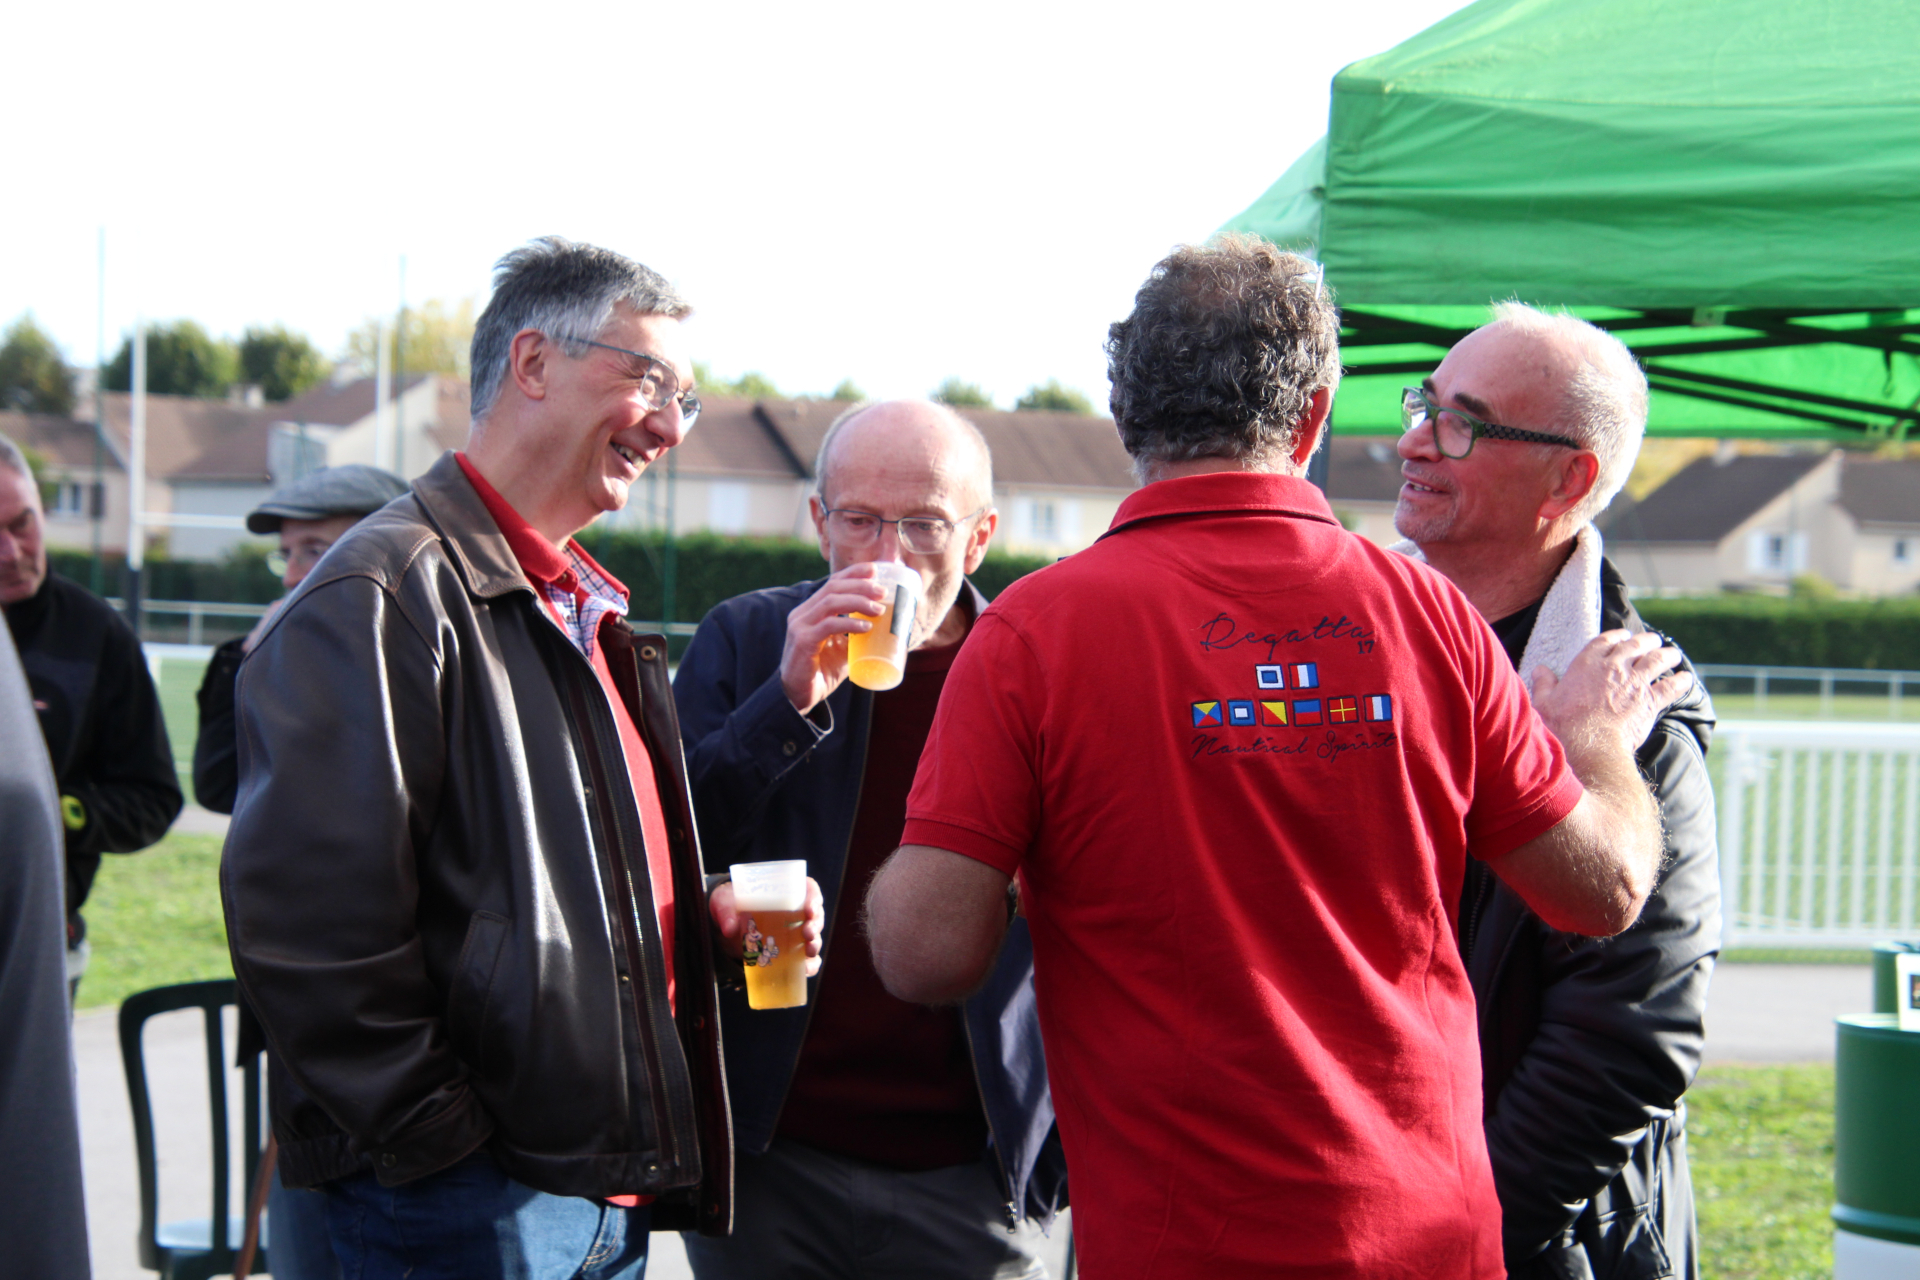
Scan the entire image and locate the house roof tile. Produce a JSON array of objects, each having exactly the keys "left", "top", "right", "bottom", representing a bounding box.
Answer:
[
  {"left": 1602, "top": 452, "right": 1829, "bottom": 544},
  {"left": 1839, "top": 456, "right": 1920, "bottom": 527}
]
